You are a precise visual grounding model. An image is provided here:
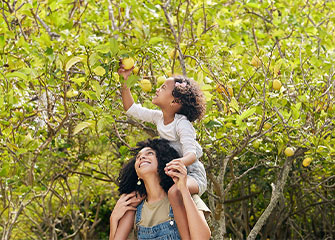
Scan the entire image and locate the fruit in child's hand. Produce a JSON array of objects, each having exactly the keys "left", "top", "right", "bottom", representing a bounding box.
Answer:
[
  {"left": 133, "top": 66, "right": 139, "bottom": 74},
  {"left": 168, "top": 49, "right": 179, "bottom": 59},
  {"left": 122, "top": 57, "right": 135, "bottom": 70},
  {"left": 273, "top": 80, "right": 282, "bottom": 91},
  {"left": 302, "top": 157, "right": 312, "bottom": 167},
  {"left": 251, "top": 55, "right": 262, "bottom": 68},
  {"left": 284, "top": 147, "right": 294, "bottom": 157},
  {"left": 140, "top": 79, "right": 152, "bottom": 92},
  {"left": 157, "top": 76, "right": 166, "bottom": 86}
]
